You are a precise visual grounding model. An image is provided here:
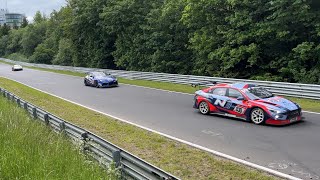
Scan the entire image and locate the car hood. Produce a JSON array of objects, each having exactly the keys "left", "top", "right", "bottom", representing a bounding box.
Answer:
[
  {"left": 255, "top": 96, "right": 299, "bottom": 111},
  {"left": 96, "top": 76, "right": 116, "bottom": 82}
]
